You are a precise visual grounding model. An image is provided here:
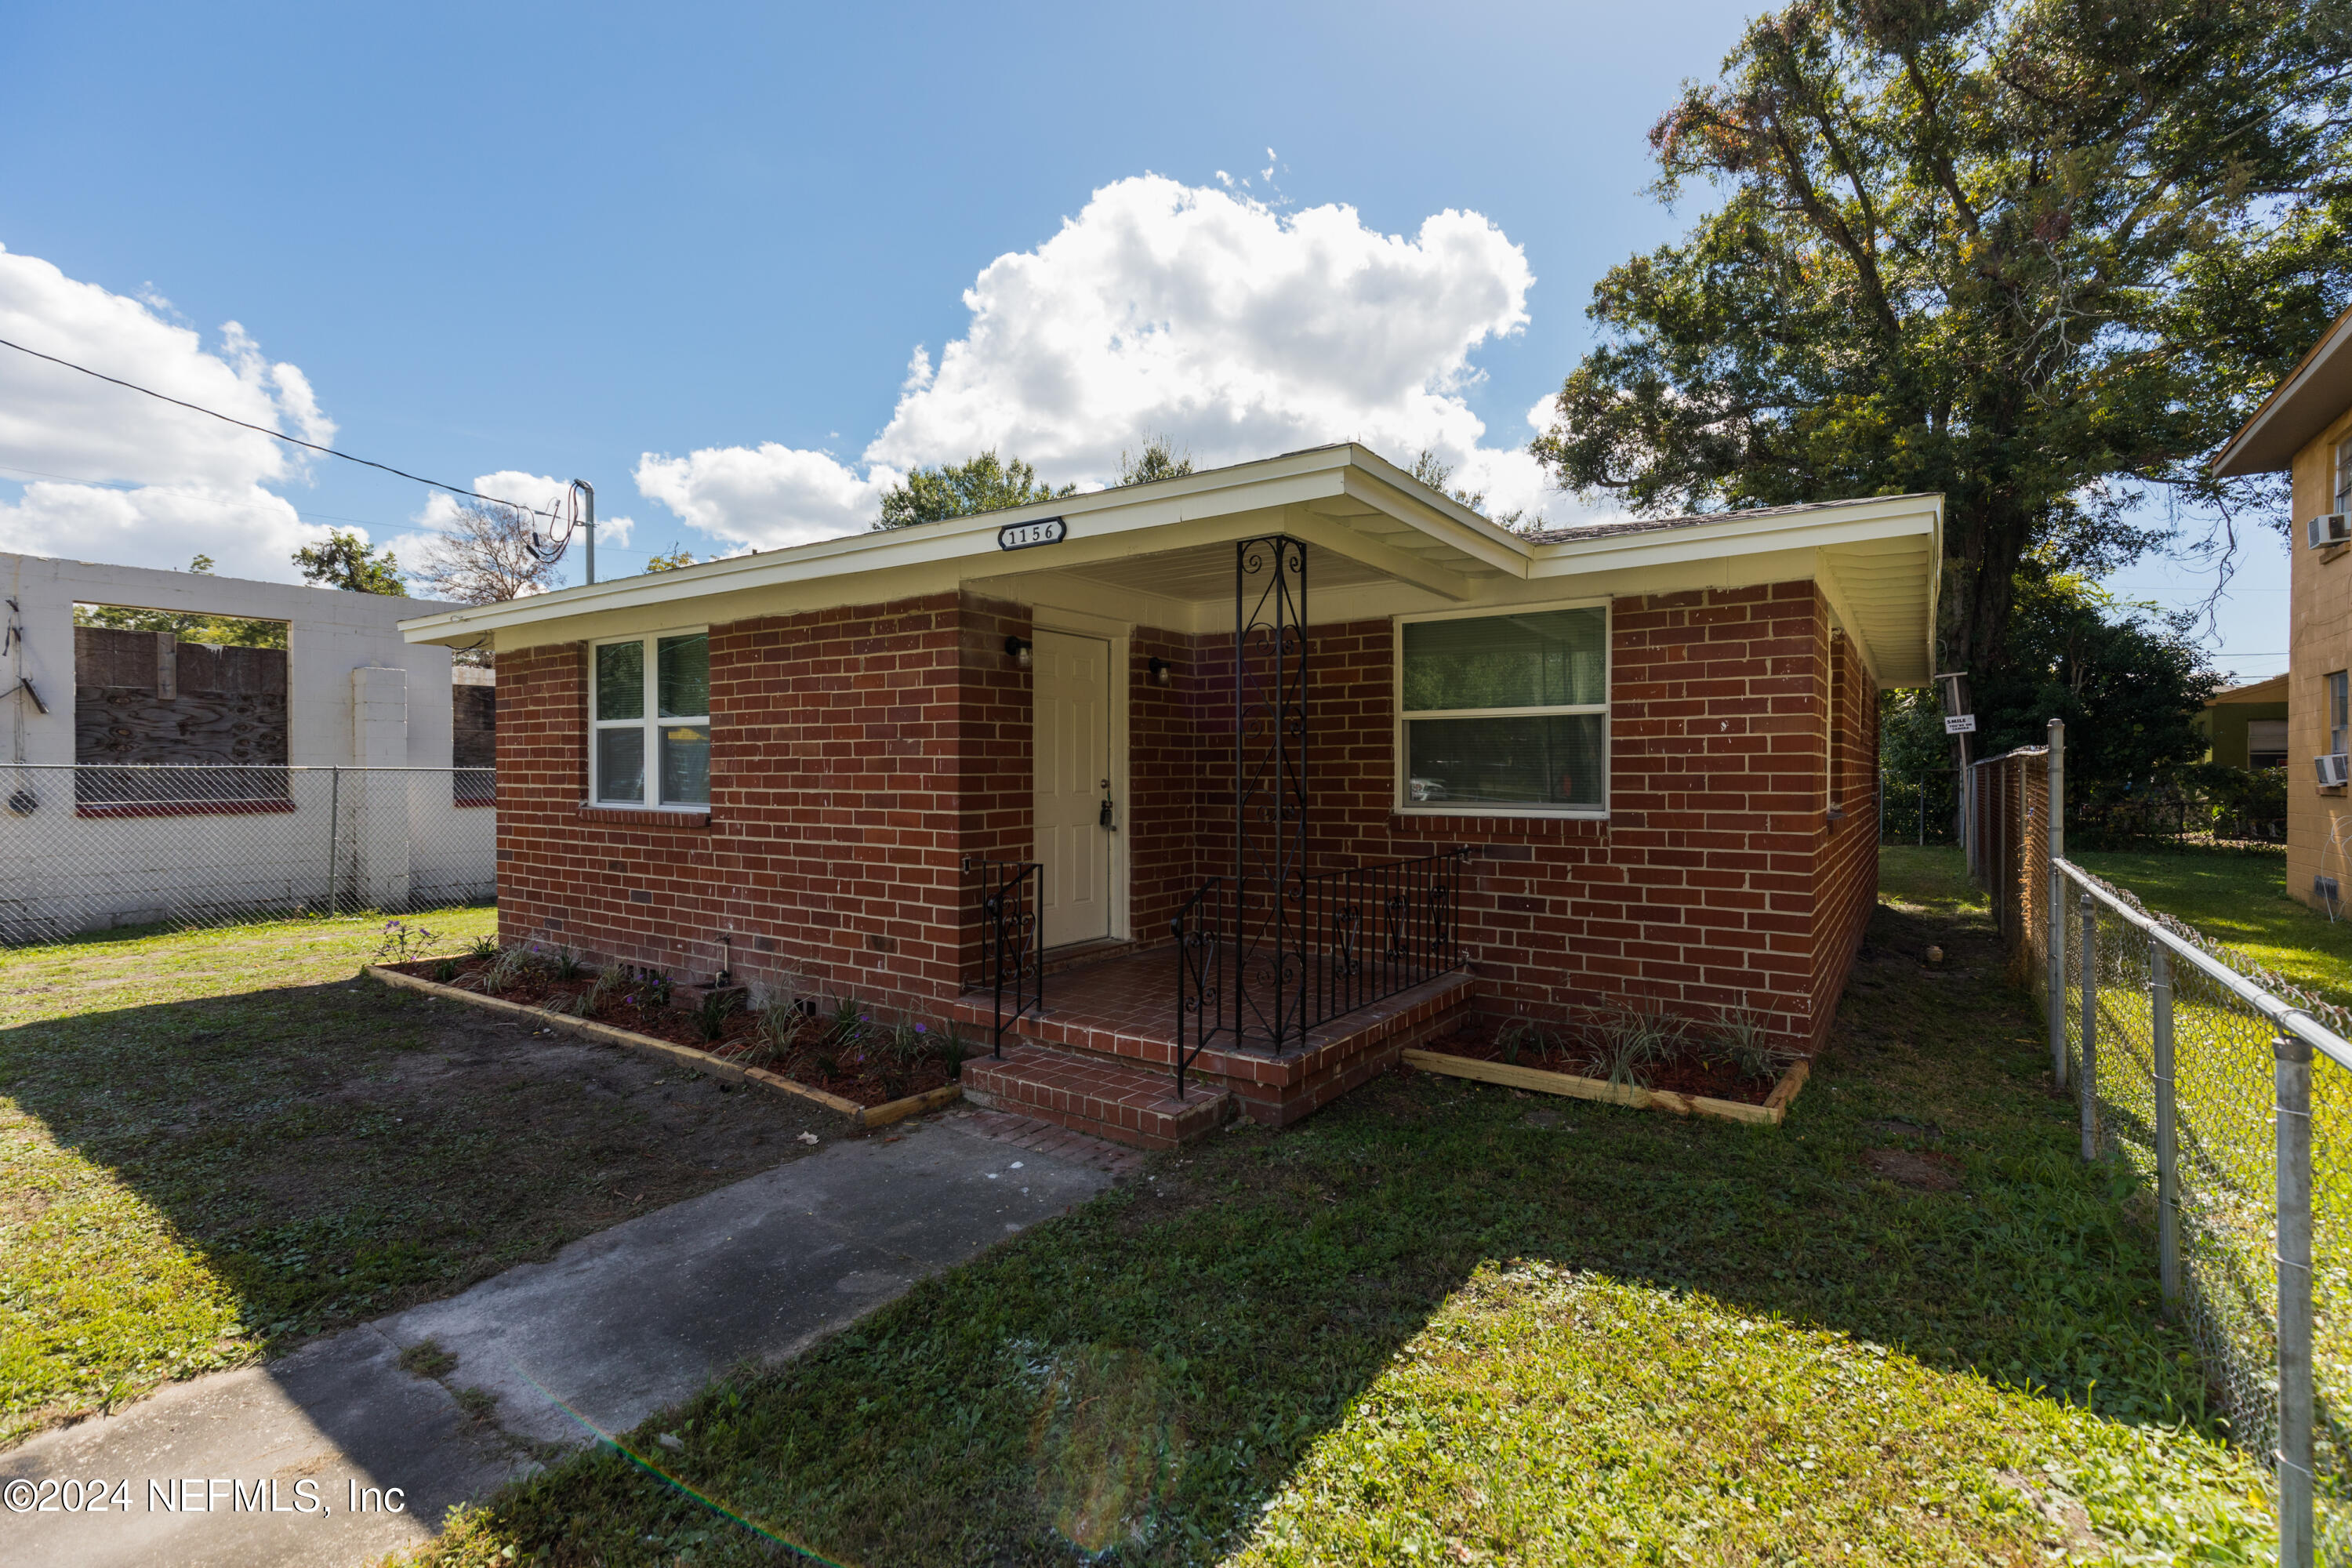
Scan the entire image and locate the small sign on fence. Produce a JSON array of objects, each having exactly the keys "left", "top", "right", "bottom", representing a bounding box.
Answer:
[{"left": 1944, "top": 713, "right": 1977, "bottom": 734}]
